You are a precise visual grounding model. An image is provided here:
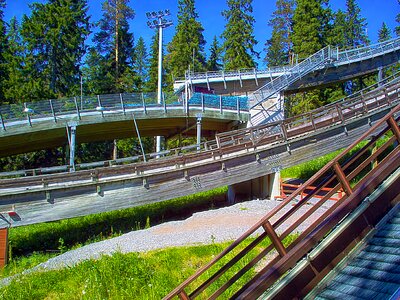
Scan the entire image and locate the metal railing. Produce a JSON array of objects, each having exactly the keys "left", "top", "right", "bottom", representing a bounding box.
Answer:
[
  {"left": 1, "top": 74, "right": 399, "bottom": 181},
  {"left": 0, "top": 92, "right": 249, "bottom": 131},
  {"left": 250, "top": 46, "right": 336, "bottom": 109},
  {"left": 163, "top": 102, "right": 400, "bottom": 299}
]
